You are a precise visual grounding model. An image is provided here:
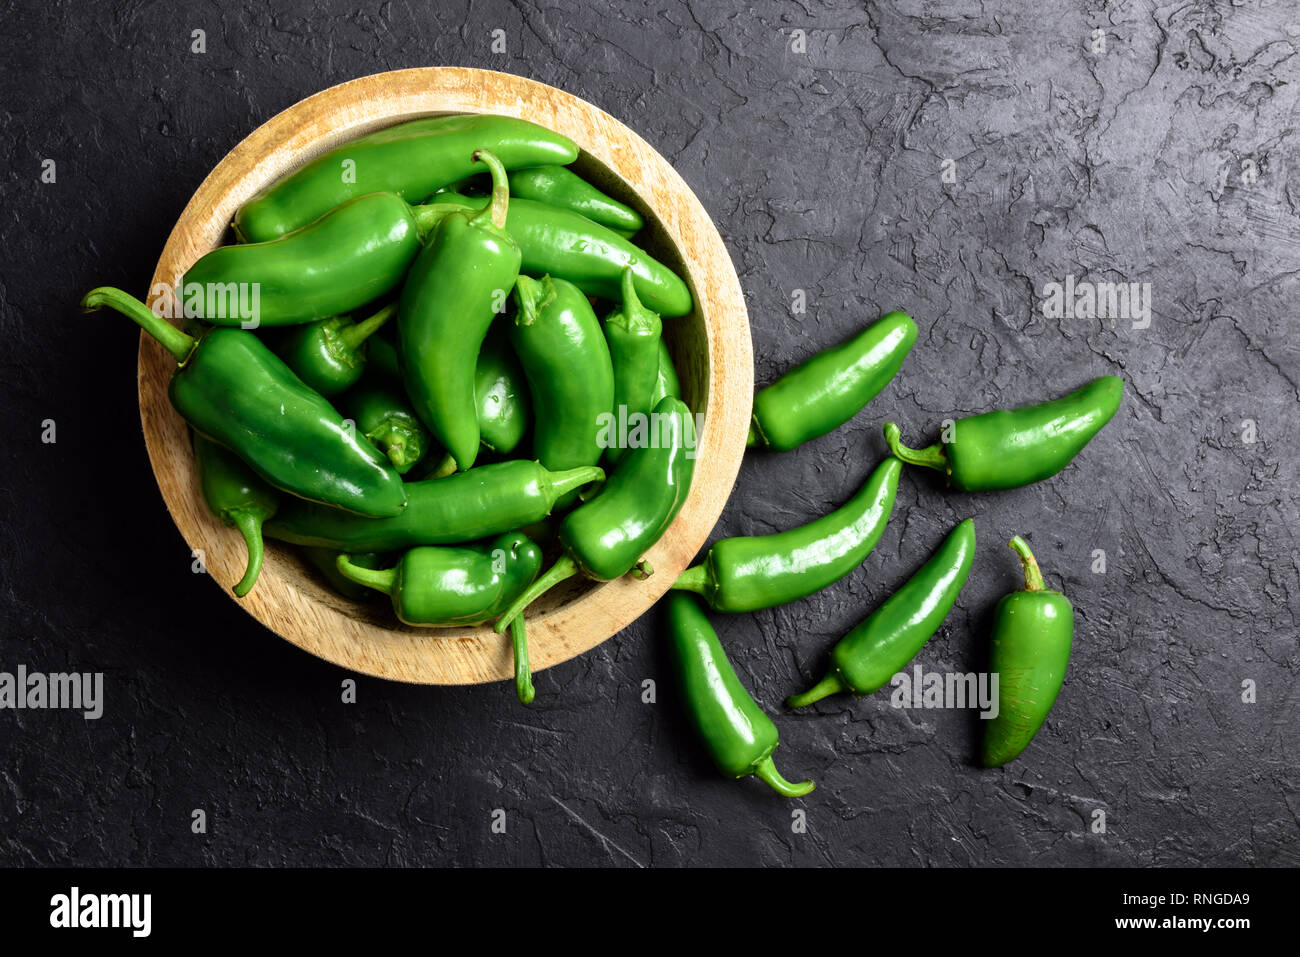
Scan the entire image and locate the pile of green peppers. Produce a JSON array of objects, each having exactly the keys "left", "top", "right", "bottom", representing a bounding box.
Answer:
[{"left": 85, "top": 111, "right": 1124, "bottom": 790}]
